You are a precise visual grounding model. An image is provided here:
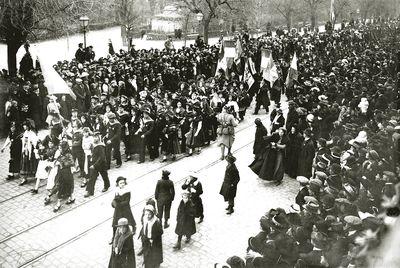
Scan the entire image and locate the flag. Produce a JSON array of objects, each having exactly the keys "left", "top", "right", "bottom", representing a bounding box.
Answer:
[
  {"left": 234, "top": 38, "right": 242, "bottom": 65},
  {"left": 330, "top": 0, "right": 335, "bottom": 23},
  {"left": 285, "top": 53, "right": 298, "bottom": 88},
  {"left": 243, "top": 58, "right": 255, "bottom": 89},
  {"left": 261, "top": 49, "right": 279, "bottom": 87},
  {"left": 215, "top": 40, "right": 236, "bottom": 75}
]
